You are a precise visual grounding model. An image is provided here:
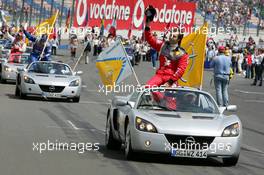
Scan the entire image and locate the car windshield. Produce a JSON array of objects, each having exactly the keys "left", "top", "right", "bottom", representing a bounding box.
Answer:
[
  {"left": 28, "top": 62, "right": 72, "bottom": 75},
  {"left": 8, "top": 54, "right": 30, "bottom": 64},
  {"left": 137, "top": 89, "right": 219, "bottom": 114}
]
